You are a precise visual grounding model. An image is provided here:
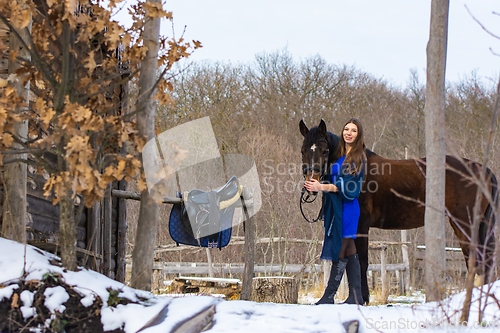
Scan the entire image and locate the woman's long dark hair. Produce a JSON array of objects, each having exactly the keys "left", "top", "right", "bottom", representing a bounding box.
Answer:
[{"left": 339, "top": 118, "right": 366, "bottom": 175}]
